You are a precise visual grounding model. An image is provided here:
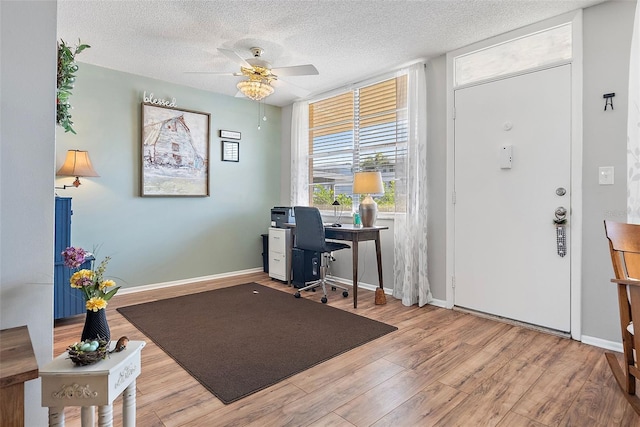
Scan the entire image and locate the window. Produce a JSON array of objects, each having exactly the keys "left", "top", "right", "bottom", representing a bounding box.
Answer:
[
  {"left": 454, "top": 23, "right": 572, "bottom": 87},
  {"left": 308, "top": 75, "right": 408, "bottom": 212}
]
